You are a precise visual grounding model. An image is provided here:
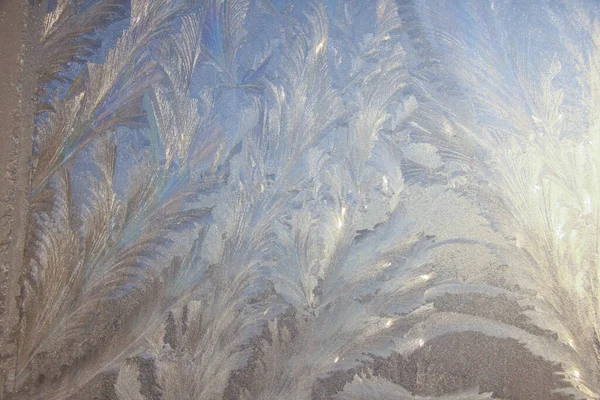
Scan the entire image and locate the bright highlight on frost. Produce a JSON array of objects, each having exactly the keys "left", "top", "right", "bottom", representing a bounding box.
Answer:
[{"left": 315, "top": 39, "right": 326, "bottom": 55}]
